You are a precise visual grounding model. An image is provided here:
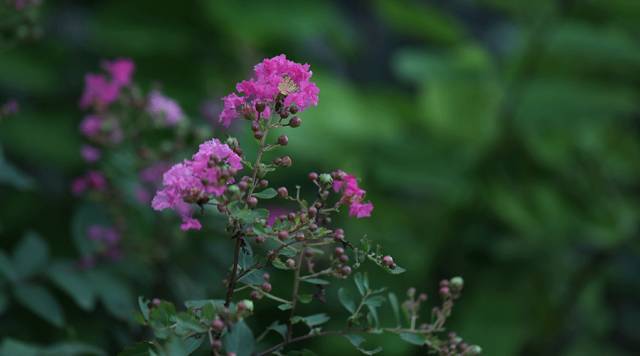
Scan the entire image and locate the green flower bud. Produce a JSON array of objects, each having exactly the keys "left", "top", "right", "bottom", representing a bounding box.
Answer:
[
  {"left": 450, "top": 276, "right": 464, "bottom": 291},
  {"left": 318, "top": 173, "right": 333, "bottom": 185}
]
